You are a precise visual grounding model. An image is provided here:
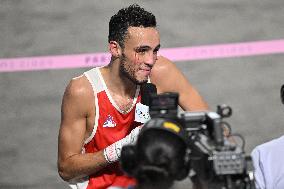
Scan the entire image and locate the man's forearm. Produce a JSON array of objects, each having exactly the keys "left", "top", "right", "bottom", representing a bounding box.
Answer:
[
  {"left": 58, "top": 126, "right": 142, "bottom": 181},
  {"left": 58, "top": 150, "right": 108, "bottom": 181}
]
